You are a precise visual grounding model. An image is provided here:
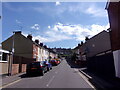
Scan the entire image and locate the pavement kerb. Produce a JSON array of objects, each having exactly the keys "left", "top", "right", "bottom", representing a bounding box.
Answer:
[
  {"left": 80, "top": 69, "right": 107, "bottom": 89},
  {"left": 79, "top": 69, "right": 92, "bottom": 79},
  {"left": 79, "top": 69, "right": 106, "bottom": 89},
  {"left": 0, "top": 72, "right": 25, "bottom": 87}
]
